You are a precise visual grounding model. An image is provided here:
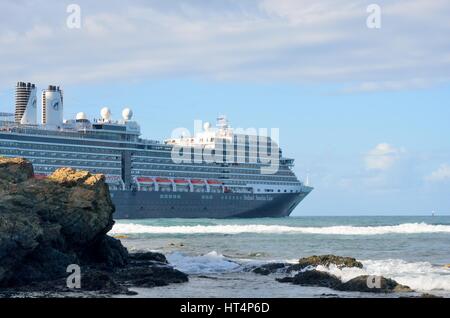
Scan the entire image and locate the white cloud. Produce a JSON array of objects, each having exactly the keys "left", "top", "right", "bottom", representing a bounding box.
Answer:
[
  {"left": 0, "top": 0, "right": 449, "bottom": 89},
  {"left": 365, "top": 143, "right": 404, "bottom": 171},
  {"left": 425, "top": 164, "right": 450, "bottom": 182}
]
